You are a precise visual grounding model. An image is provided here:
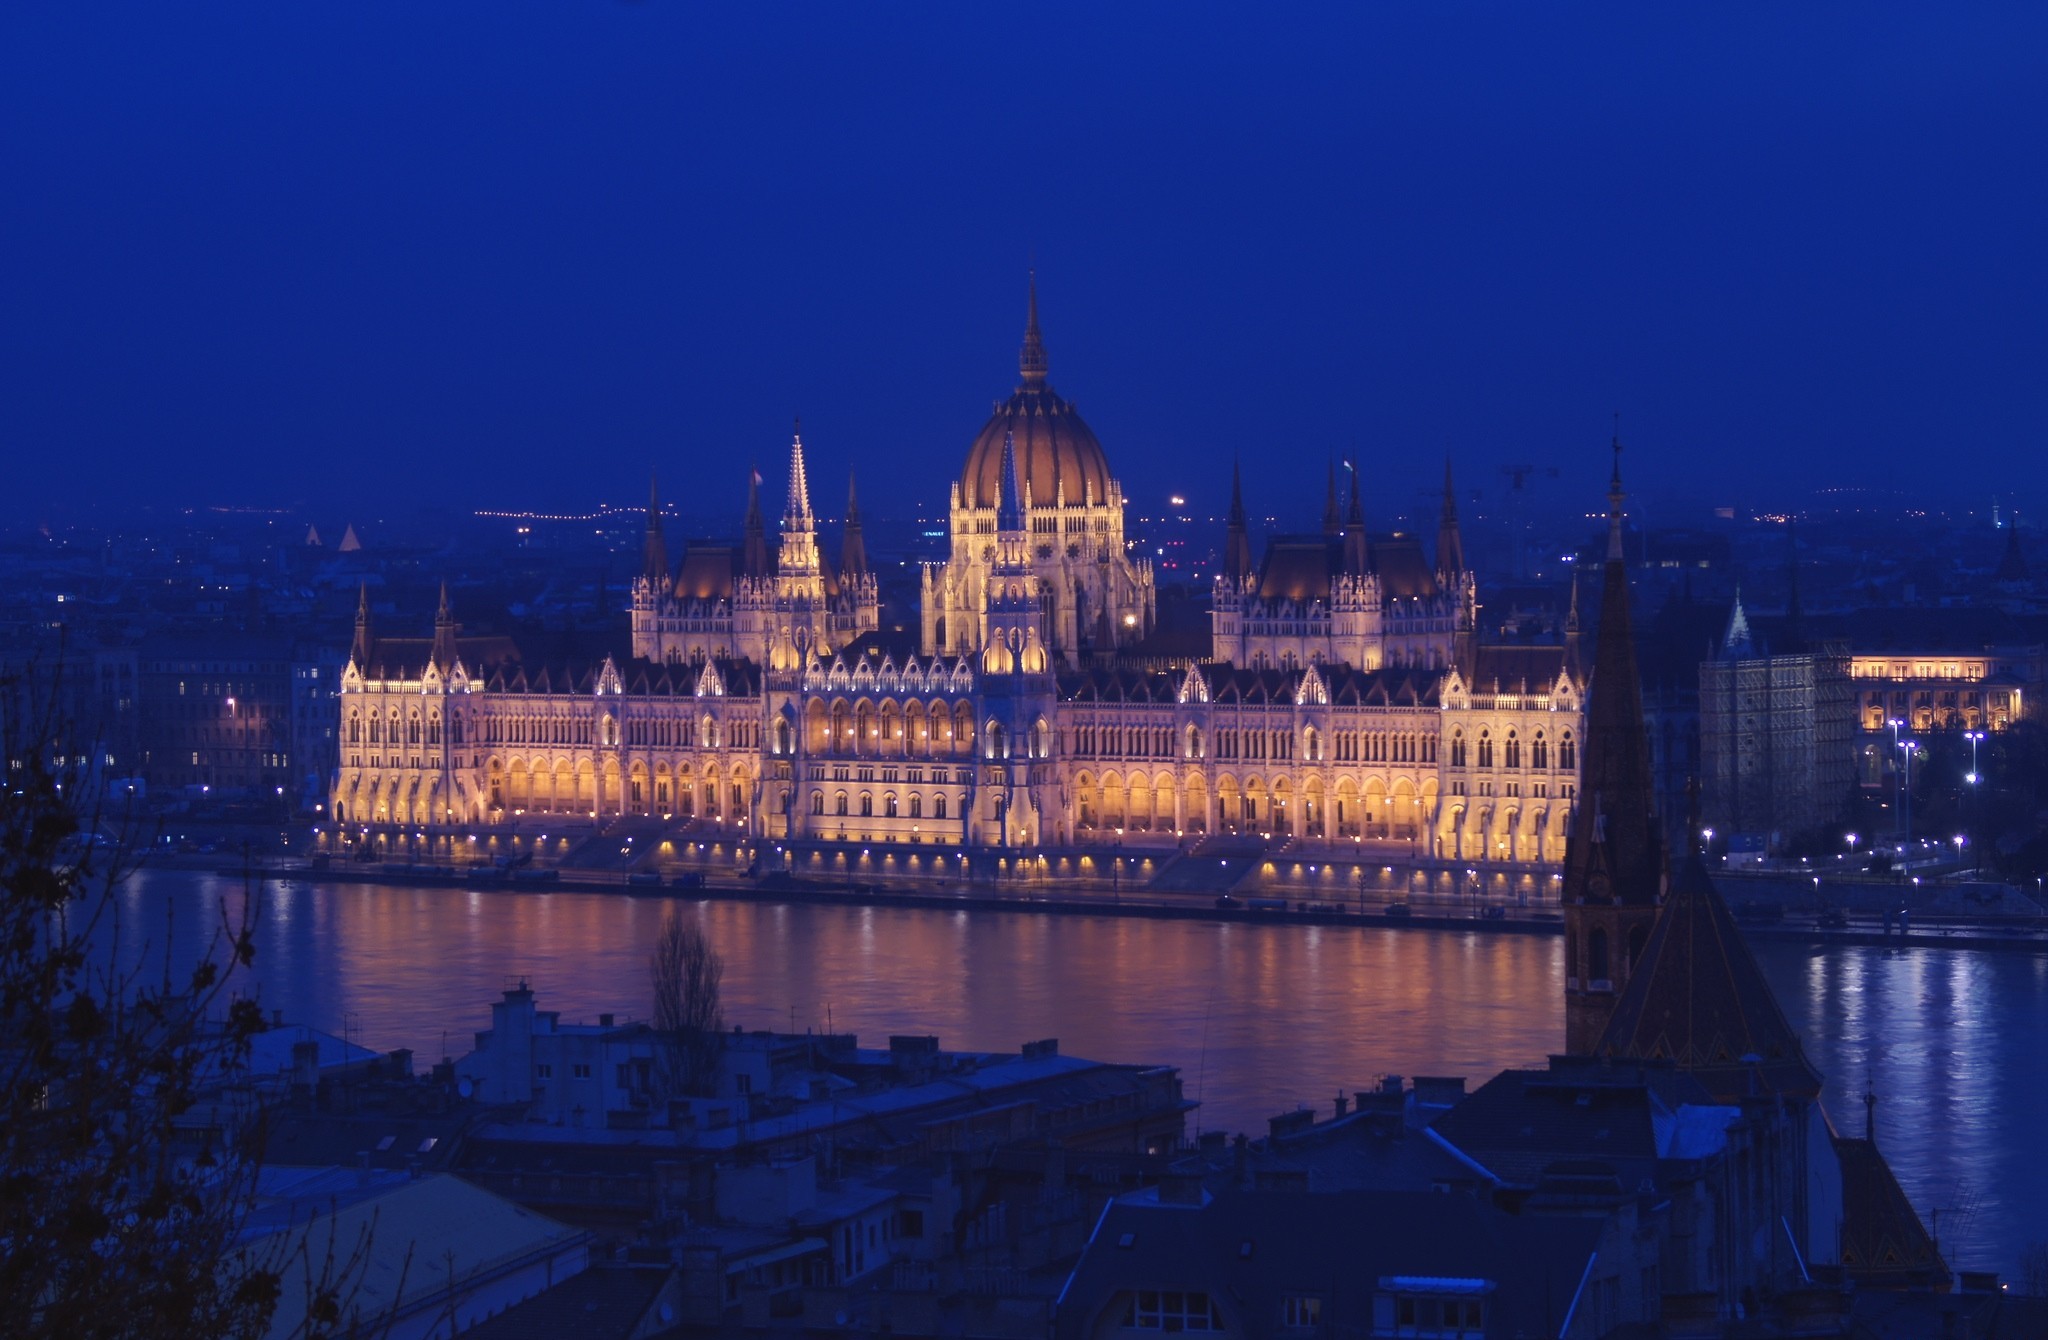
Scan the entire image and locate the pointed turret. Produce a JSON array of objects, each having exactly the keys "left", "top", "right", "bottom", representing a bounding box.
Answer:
[
  {"left": 841, "top": 474, "right": 868, "bottom": 574},
  {"left": 1722, "top": 586, "right": 1755, "bottom": 659},
  {"left": 1223, "top": 457, "right": 1254, "bottom": 580},
  {"left": 1564, "top": 571, "right": 1582, "bottom": 671},
  {"left": 643, "top": 470, "right": 669, "bottom": 591},
  {"left": 1562, "top": 433, "right": 1666, "bottom": 1053},
  {"left": 784, "top": 419, "right": 814, "bottom": 531},
  {"left": 776, "top": 420, "right": 825, "bottom": 579},
  {"left": 1438, "top": 456, "right": 1466, "bottom": 576},
  {"left": 1342, "top": 462, "right": 1370, "bottom": 574},
  {"left": 742, "top": 465, "right": 771, "bottom": 578},
  {"left": 431, "top": 581, "right": 459, "bottom": 671},
  {"left": 350, "top": 583, "right": 372, "bottom": 668},
  {"left": 1019, "top": 271, "right": 1048, "bottom": 387},
  {"left": 1322, "top": 459, "right": 1341, "bottom": 536}
]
